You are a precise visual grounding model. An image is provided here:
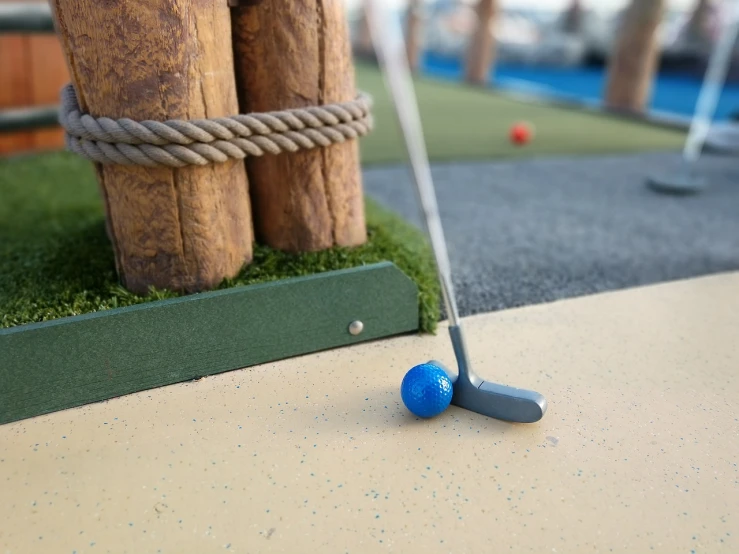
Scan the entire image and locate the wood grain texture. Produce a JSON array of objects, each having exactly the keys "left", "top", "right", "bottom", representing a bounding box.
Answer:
[
  {"left": 465, "top": 0, "right": 498, "bottom": 85},
  {"left": 0, "top": 263, "right": 419, "bottom": 425},
  {"left": 603, "top": 0, "right": 666, "bottom": 113},
  {"left": 49, "top": 0, "right": 254, "bottom": 295},
  {"left": 231, "top": 0, "right": 367, "bottom": 253}
]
